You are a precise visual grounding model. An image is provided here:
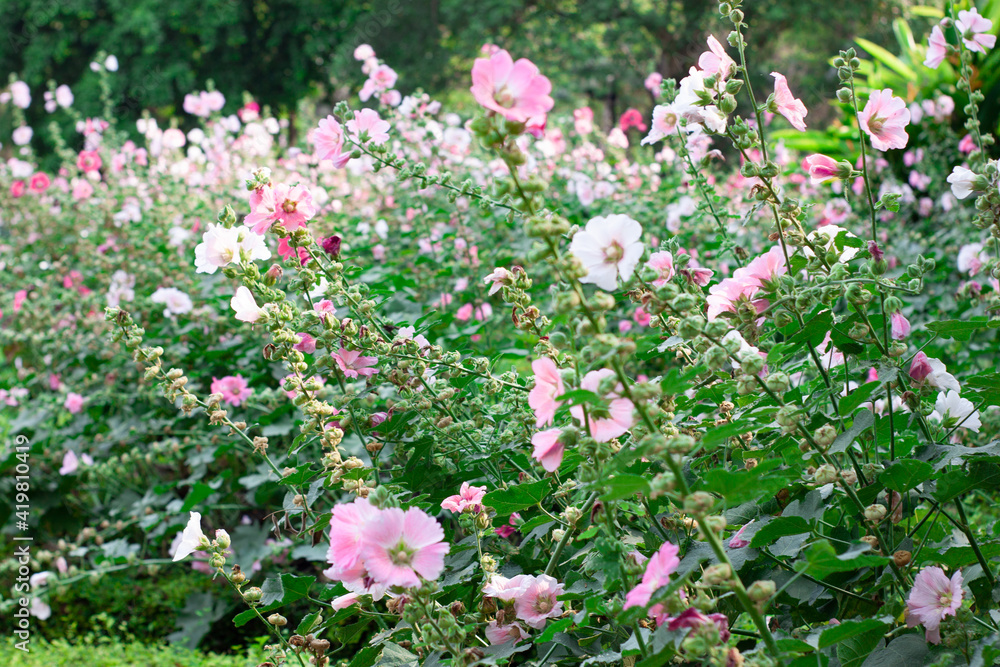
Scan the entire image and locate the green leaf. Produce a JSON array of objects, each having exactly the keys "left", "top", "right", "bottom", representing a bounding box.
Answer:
[
  {"left": 934, "top": 463, "right": 1000, "bottom": 502},
  {"left": 180, "top": 483, "right": 214, "bottom": 512},
  {"left": 601, "top": 474, "right": 651, "bottom": 502},
  {"left": 839, "top": 382, "right": 879, "bottom": 415},
  {"left": 880, "top": 460, "right": 933, "bottom": 493},
  {"left": 659, "top": 366, "right": 703, "bottom": 395},
  {"left": 750, "top": 516, "right": 811, "bottom": 548},
  {"left": 483, "top": 479, "right": 551, "bottom": 516},
  {"left": 819, "top": 619, "right": 888, "bottom": 649},
  {"left": 701, "top": 421, "right": 759, "bottom": 447},
  {"left": 260, "top": 576, "right": 285, "bottom": 606},
  {"left": 829, "top": 410, "right": 875, "bottom": 454},
  {"left": 701, "top": 459, "right": 796, "bottom": 506},
  {"left": 296, "top": 610, "right": 323, "bottom": 635},
  {"left": 535, "top": 617, "right": 574, "bottom": 643},
  {"left": 785, "top": 310, "right": 833, "bottom": 347},
  {"left": 854, "top": 634, "right": 928, "bottom": 666},
  {"left": 374, "top": 643, "right": 420, "bottom": 667},
  {"left": 925, "top": 317, "right": 1000, "bottom": 341},
  {"left": 838, "top": 633, "right": 884, "bottom": 667},
  {"left": 856, "top": 37, "right": 917, "bottom": 80},
  {"left": 798, "top": 541, "right": 890, "bottom": 579},
  {"left": 557, "top": 389, "right": 605, "bottom": 408}
]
